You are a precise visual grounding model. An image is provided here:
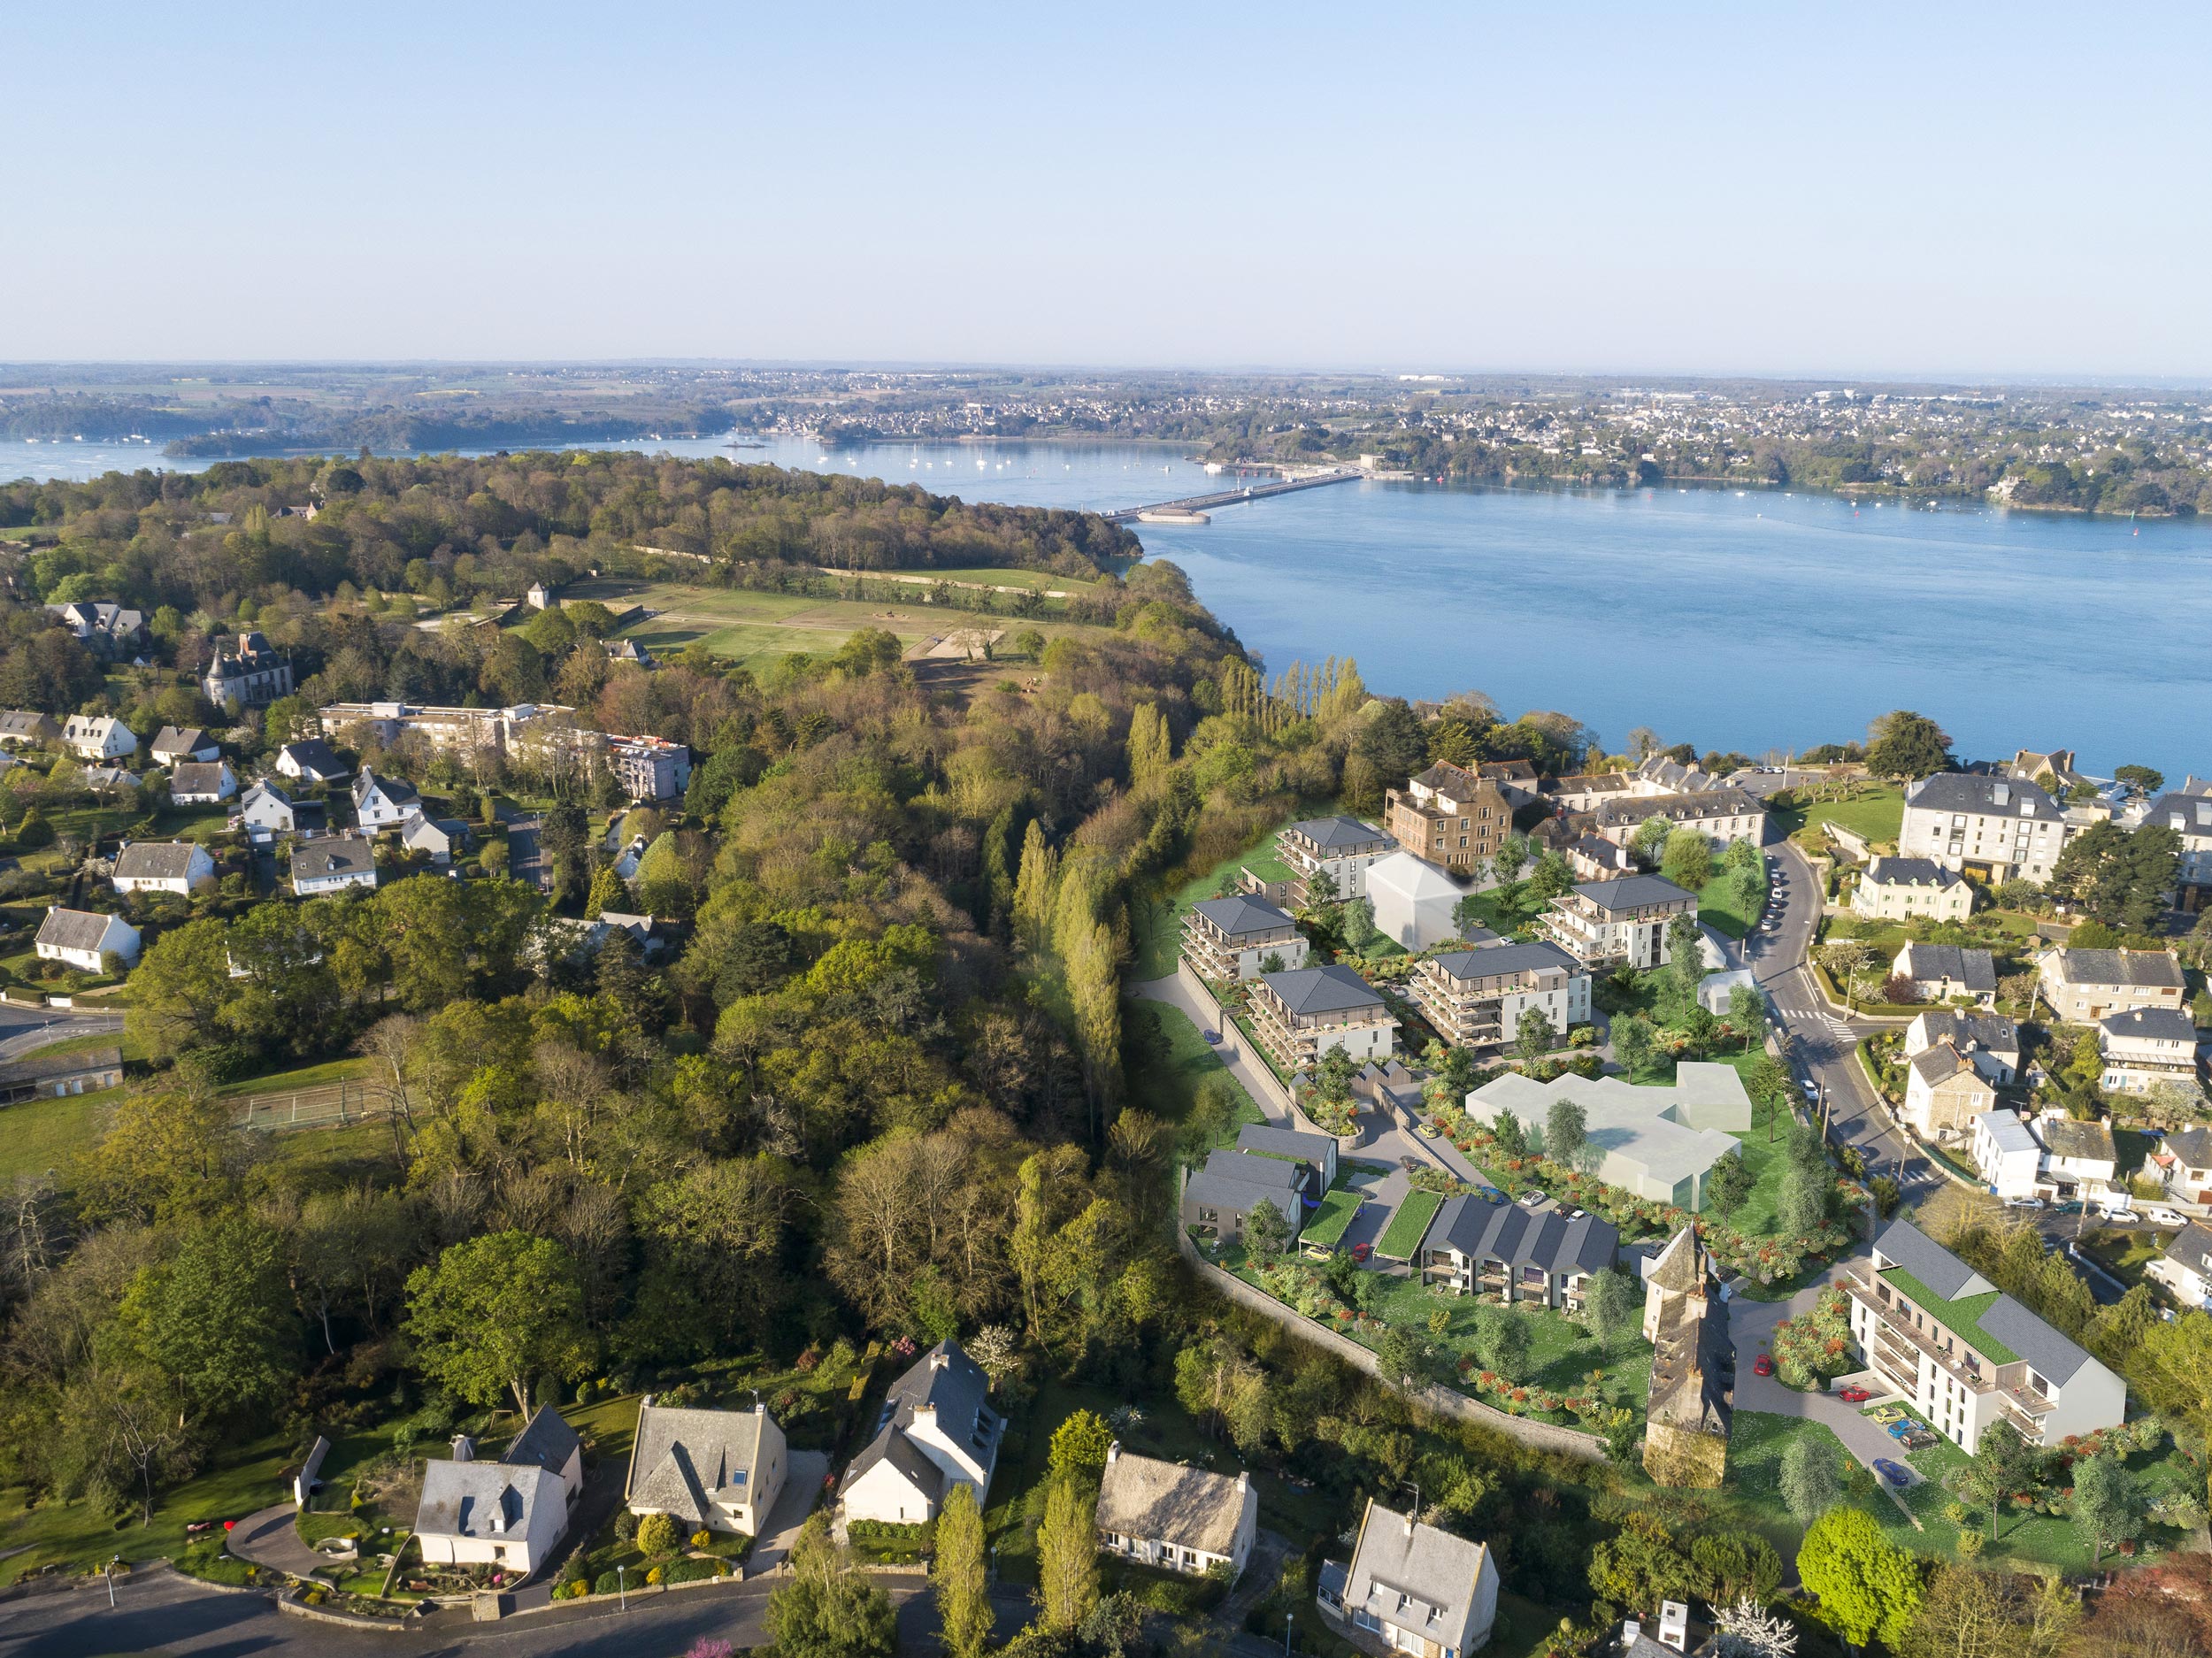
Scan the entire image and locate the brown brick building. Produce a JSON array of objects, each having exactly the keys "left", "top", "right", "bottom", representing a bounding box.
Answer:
[{"left": 1383, "top": 762, "right": 1511, "bottom": 873}]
